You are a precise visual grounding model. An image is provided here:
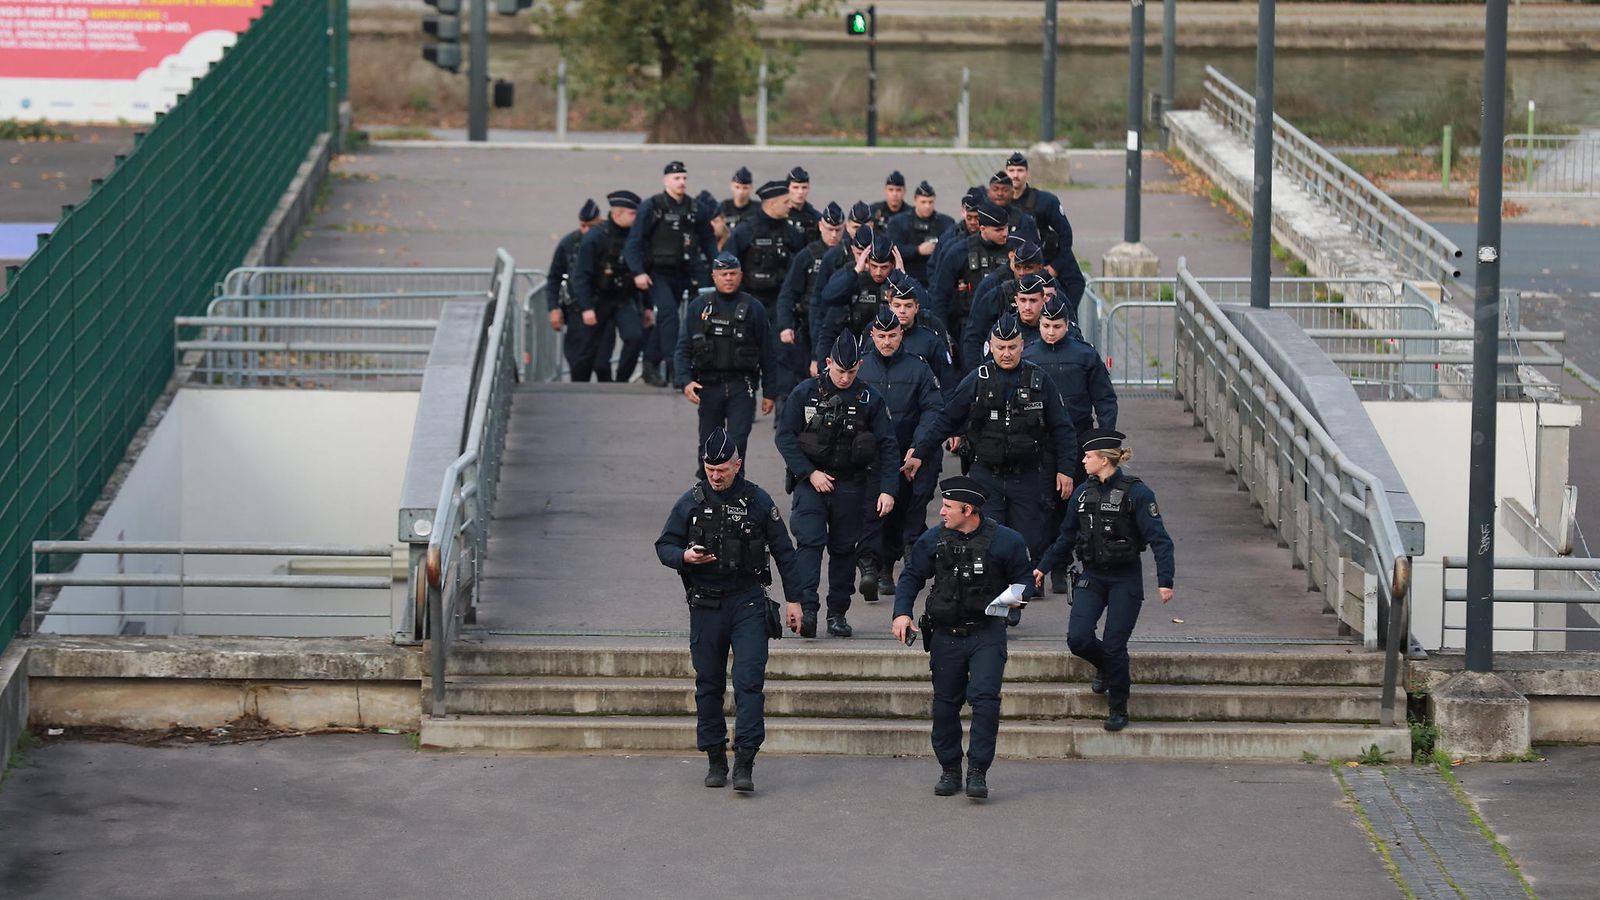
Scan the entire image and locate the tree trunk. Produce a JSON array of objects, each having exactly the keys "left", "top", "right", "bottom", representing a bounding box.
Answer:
[{"left": 648, "top": 59, "right": 750, "bottom": 144}]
